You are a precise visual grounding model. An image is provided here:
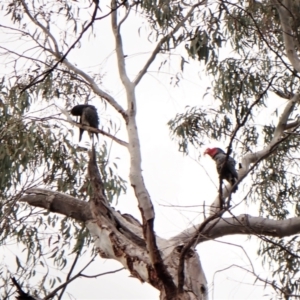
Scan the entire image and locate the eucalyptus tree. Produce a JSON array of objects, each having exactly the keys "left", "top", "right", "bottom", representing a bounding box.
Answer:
[{"left": 1, "top": 0, "right": 300, "bottom": 299}]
